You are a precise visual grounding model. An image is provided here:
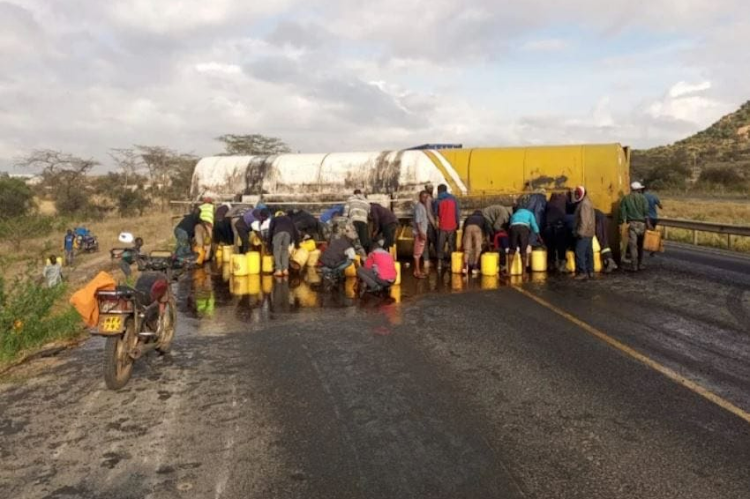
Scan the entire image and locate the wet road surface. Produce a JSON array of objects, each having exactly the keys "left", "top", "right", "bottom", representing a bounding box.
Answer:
[{"left": 2, "top": 246, "right": 750, "bottom": 498}]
